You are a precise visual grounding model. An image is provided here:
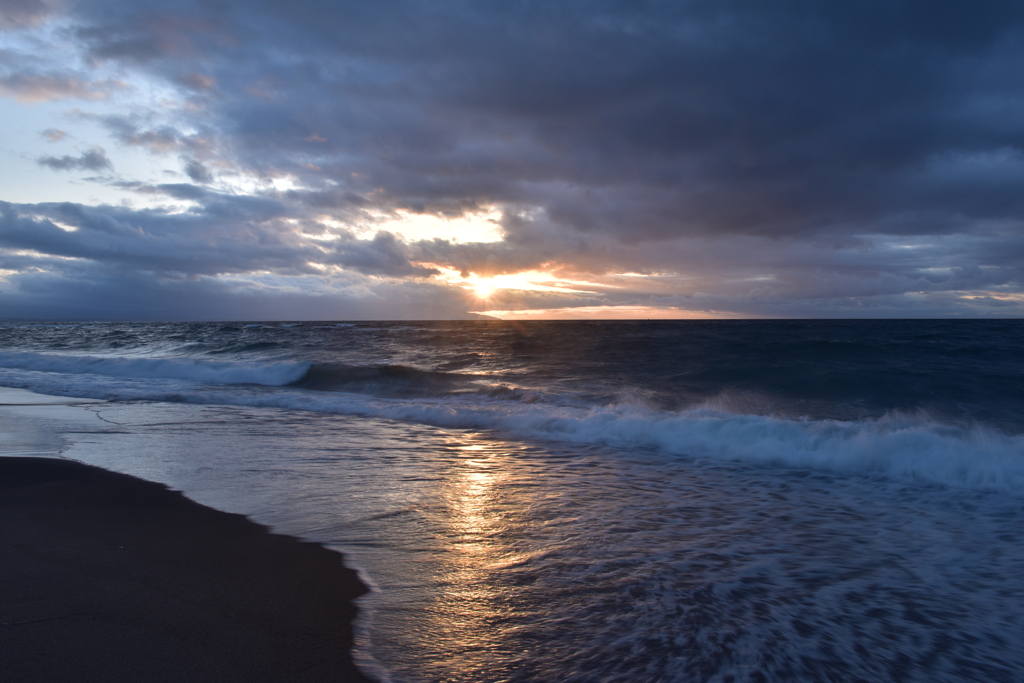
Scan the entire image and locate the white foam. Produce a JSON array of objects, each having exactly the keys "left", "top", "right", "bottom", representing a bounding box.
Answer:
[
  {"left": 337, "top": 400, "right": 1024, "bottom": 491},
  {"left": 3, "top": 359, "right": 1023, "bottom": 493}
]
